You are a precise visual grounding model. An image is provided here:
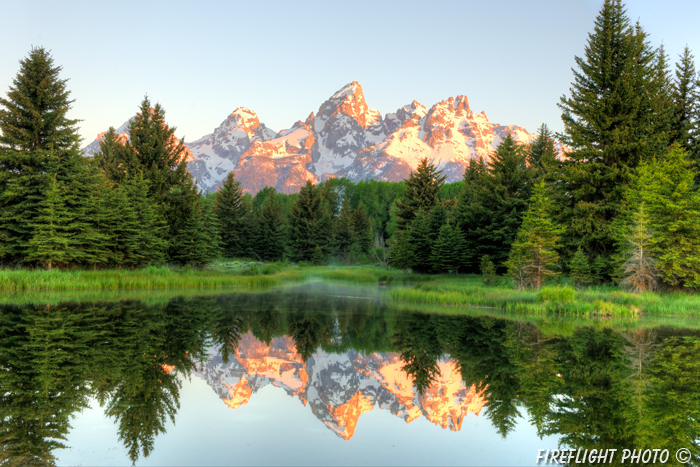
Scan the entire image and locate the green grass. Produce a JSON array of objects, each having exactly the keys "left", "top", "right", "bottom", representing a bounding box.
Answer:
[
  {"left": 386, "top": 275, "right": 700, "bottom": 317},
  {"left": 0, "top": 264, "right": 409, "bottom": 293},
  {"left": 0, "top": 265, "right": 290, "bottom": 291},
  {"left": 3, "top": 264, "right": 700, "bottom": 319}
]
